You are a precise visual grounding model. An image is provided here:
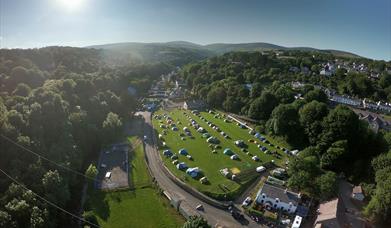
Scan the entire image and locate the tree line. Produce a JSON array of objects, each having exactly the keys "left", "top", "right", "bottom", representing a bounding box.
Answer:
[{"left": 0, "top": 47, "right": 171, "bottom": 227}]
